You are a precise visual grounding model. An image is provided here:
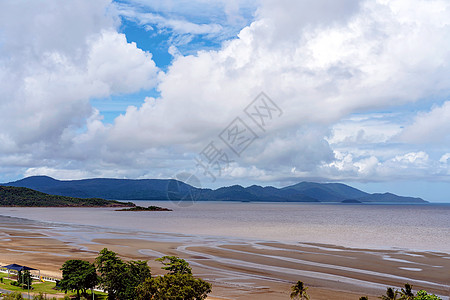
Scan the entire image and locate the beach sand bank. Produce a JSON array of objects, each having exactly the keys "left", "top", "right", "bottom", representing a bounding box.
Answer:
[{"left": 0, "top": 218, "right": 449, "bottom": 299}]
